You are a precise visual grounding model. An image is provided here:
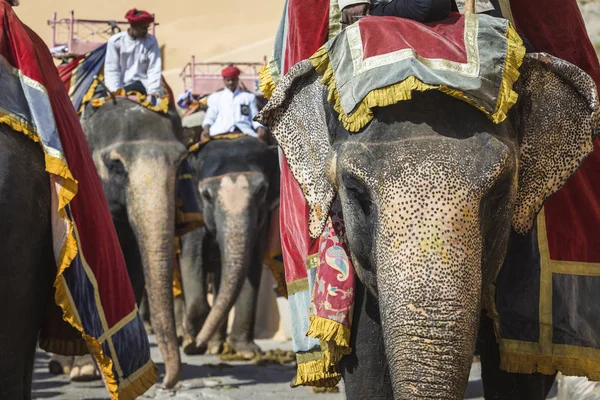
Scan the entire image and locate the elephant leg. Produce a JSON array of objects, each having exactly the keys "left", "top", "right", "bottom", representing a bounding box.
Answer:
[
  {"left": 180, "top": 228, "right": 212, "bottom": 355},
  {"left": 478, "top": 312, "right": 556, "bottom": 400},
  {"left": 207, "top": 265, "right": 228, "bottom": 355},
  {"left": 228, "top": 254, "right": 264, "bottom": 359},
  {"left": 340, "top": 280, "right": 394, "bottom": 400}
]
